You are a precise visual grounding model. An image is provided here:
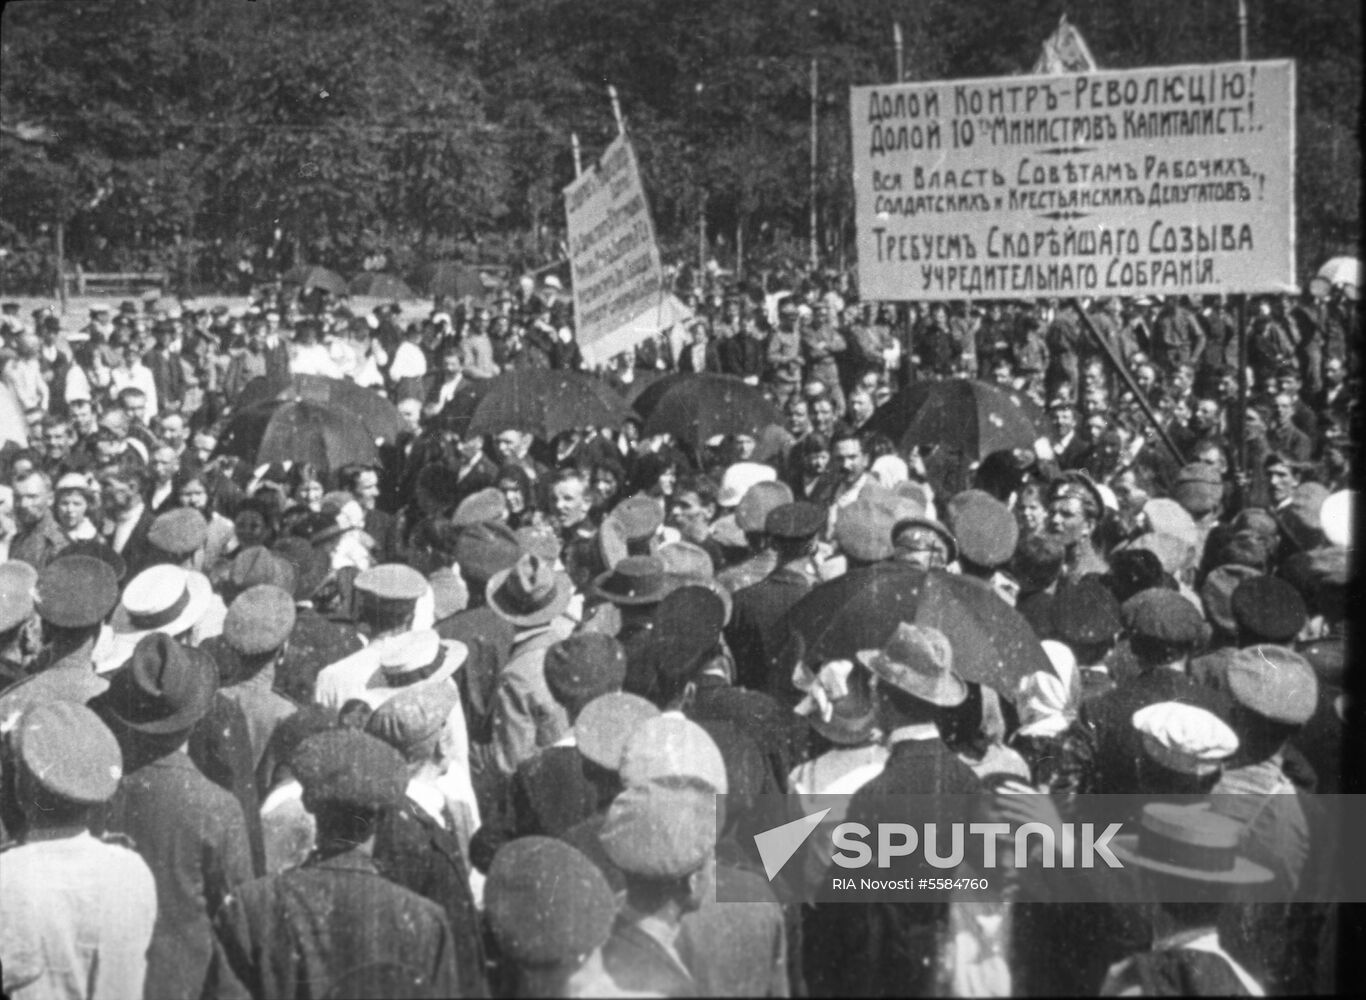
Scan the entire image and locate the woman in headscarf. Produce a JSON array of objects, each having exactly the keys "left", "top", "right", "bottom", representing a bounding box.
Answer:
[{"left": 1007, "top": 640, "right": 1093, "bottom": 793}]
